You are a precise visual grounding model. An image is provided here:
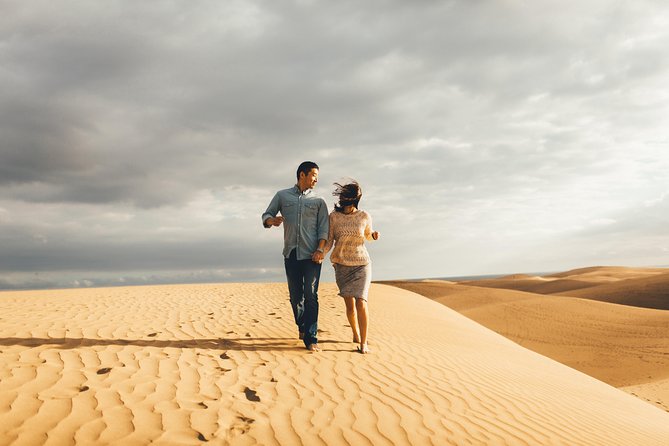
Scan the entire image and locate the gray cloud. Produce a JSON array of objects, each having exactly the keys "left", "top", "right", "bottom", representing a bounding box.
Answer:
[{"left": 1, "top": 0, "right": 669, "bottom": 288}]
